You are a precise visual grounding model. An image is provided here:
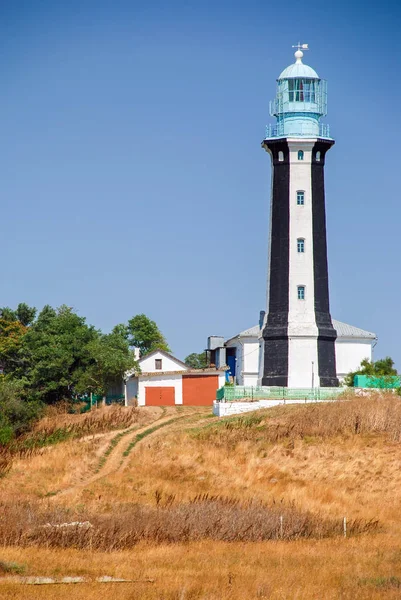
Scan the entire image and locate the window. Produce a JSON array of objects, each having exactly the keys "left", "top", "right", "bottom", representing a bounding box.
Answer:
[
  {"left": 288, "top": 79, "right": 316, "bottom": 103},
  {"left": 297, "top": 238, "right": 305, "bottom": 253},
  {"left": 155, "top": 359, "right": 162, "bottom": 370},
  {"left": 297, "top": 191, "right": 305, "bottom": 205},
  {"left": 297, "top": 286, "right": 305, "bottom": 300},
  {"left": 298, "top": 150, "right": 304, "bottom": 161},
  {"left": 316, "top": 151, "right": 321, "bottom": 162},
  {"left": 278, "top": 151, "right": 284, "bottom": 162}
]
